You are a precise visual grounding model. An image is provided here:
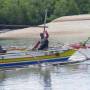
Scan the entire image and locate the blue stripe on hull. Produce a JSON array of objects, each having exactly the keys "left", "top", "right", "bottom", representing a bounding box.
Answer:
[{"left": 0, "top": 57, "right": 69, "bottom": 68}]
